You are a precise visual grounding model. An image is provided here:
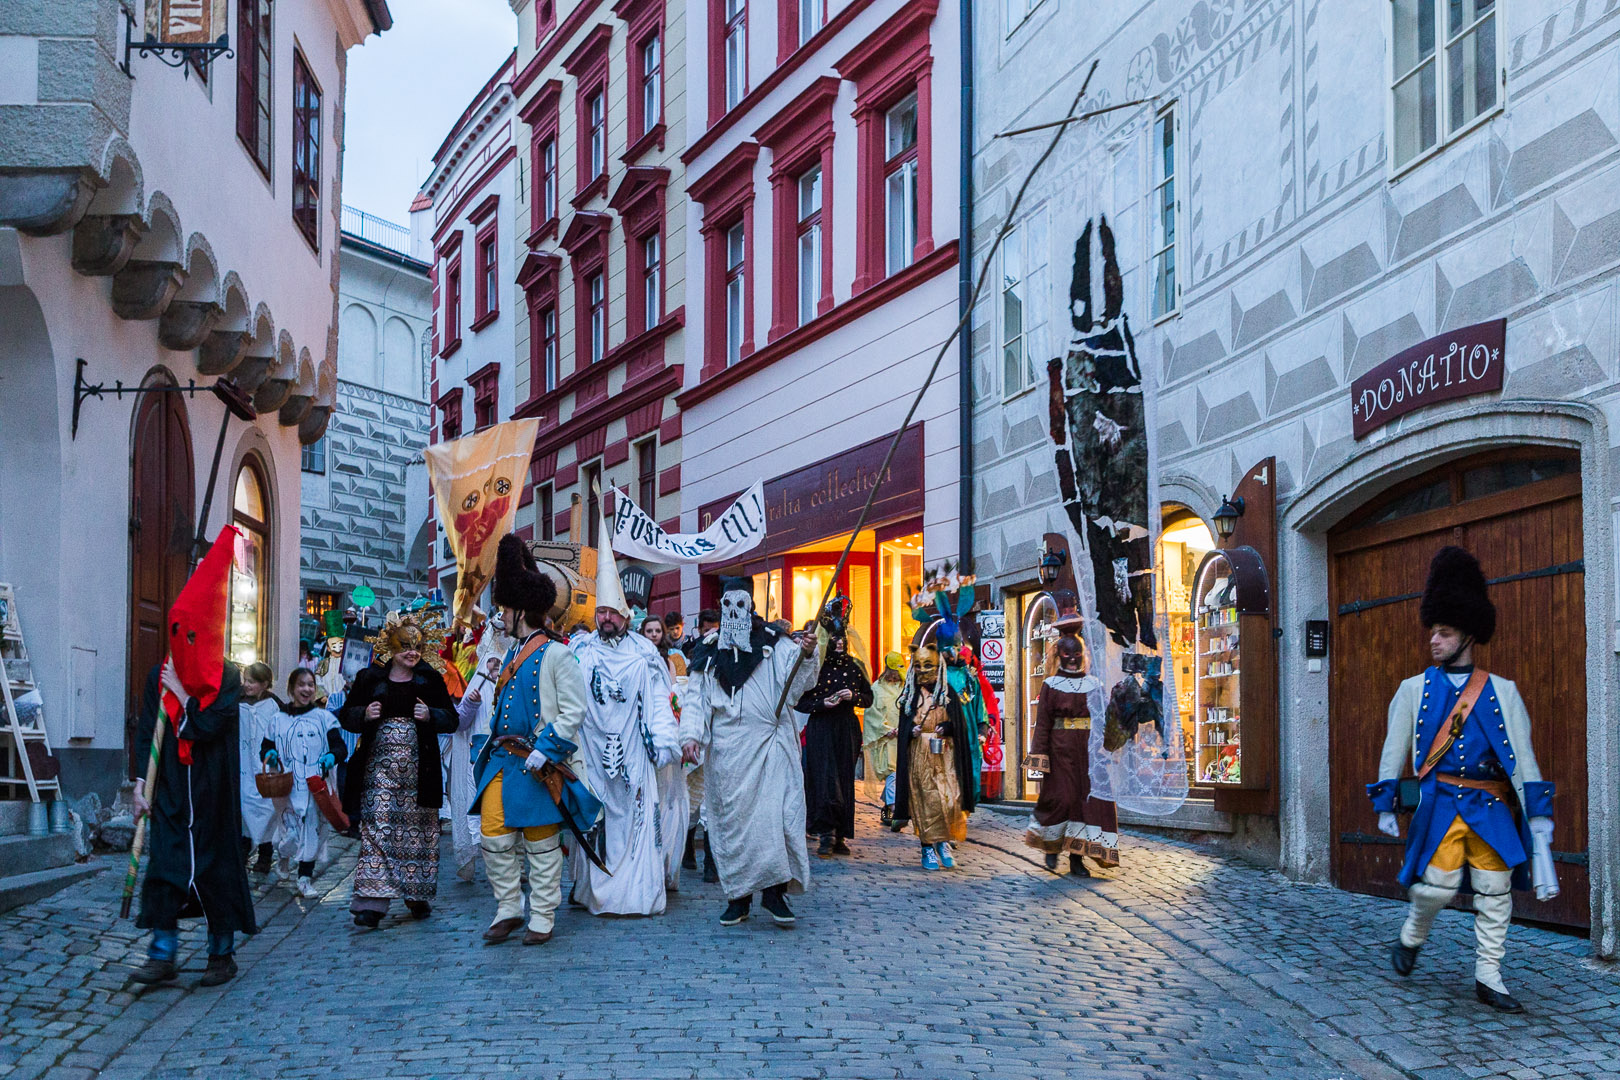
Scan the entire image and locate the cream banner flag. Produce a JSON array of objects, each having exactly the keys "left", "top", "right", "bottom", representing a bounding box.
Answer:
[
  {"left": 425, "top": 418, "right": 540, "bottom": 621},
  {"left": 610, "top": 481, "right": 766, "bottom": 564}
]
